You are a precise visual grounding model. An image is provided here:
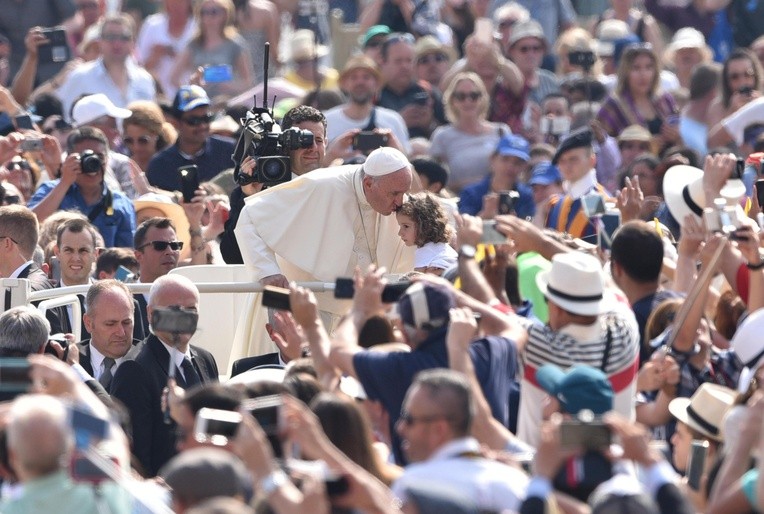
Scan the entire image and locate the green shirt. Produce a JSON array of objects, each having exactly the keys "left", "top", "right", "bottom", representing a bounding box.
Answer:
[{"left": 517, "top": 252, "right": 551, "bottom": 323}]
